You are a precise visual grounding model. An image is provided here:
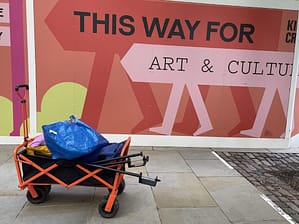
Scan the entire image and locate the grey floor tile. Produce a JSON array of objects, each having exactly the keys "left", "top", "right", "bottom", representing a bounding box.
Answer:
[
  {"left": 179, "top": 150, "right": 217, "bottom": 160},
  {"left": 15, "top": 182, "right": 97, "bottom": 224},
  {"left": 159, "top": 207, "right": 231, "bottom": 224},
  {"left": 0, "top": 196, "right": 26, "bottom": 224},
  {"left": 32, "top": 185, "right": 95, "bottom": 206},
  {"left": 14, "top": 204, "right": 91, "bottom": 224},
  {"left": 186, "top": 159, "right": 240, "bottom": 177},
  {"left": 0, "top": 145, "right": 14, "bottom": 165},
  {"left": 151, "top": 172, "right": 216, "bottom": 208},
  {"left": 0, "top": 145, "right": 17, "bottom": 150},
  {"left": 88, "top": 184, "right": 160, "bottom": 224},
  {"left": 200, "top": 177, "right": 287, "bottom": 223},
  {"left": 153, "top": 146, "right": 185, "bottom": 151},
  {"left": 0, "top": 159, "right": 22, "bottom": 195},
  {"left": 145, "top": 151, "right": 191, "bottom": 173},
  {"left": 0, "top": 144, "right": 294, "bottom": 224}
]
